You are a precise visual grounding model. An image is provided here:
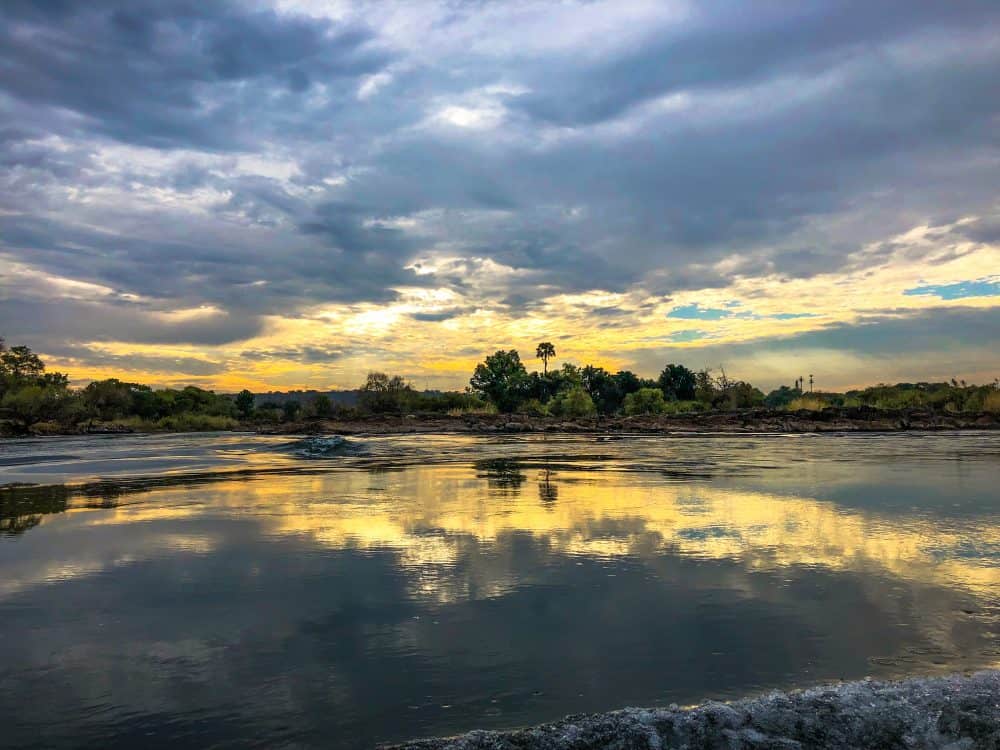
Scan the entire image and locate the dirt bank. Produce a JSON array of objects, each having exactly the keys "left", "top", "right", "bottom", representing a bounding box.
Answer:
[{"left": 263, "top": 407, "right": 1000, "bottom": 436}]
